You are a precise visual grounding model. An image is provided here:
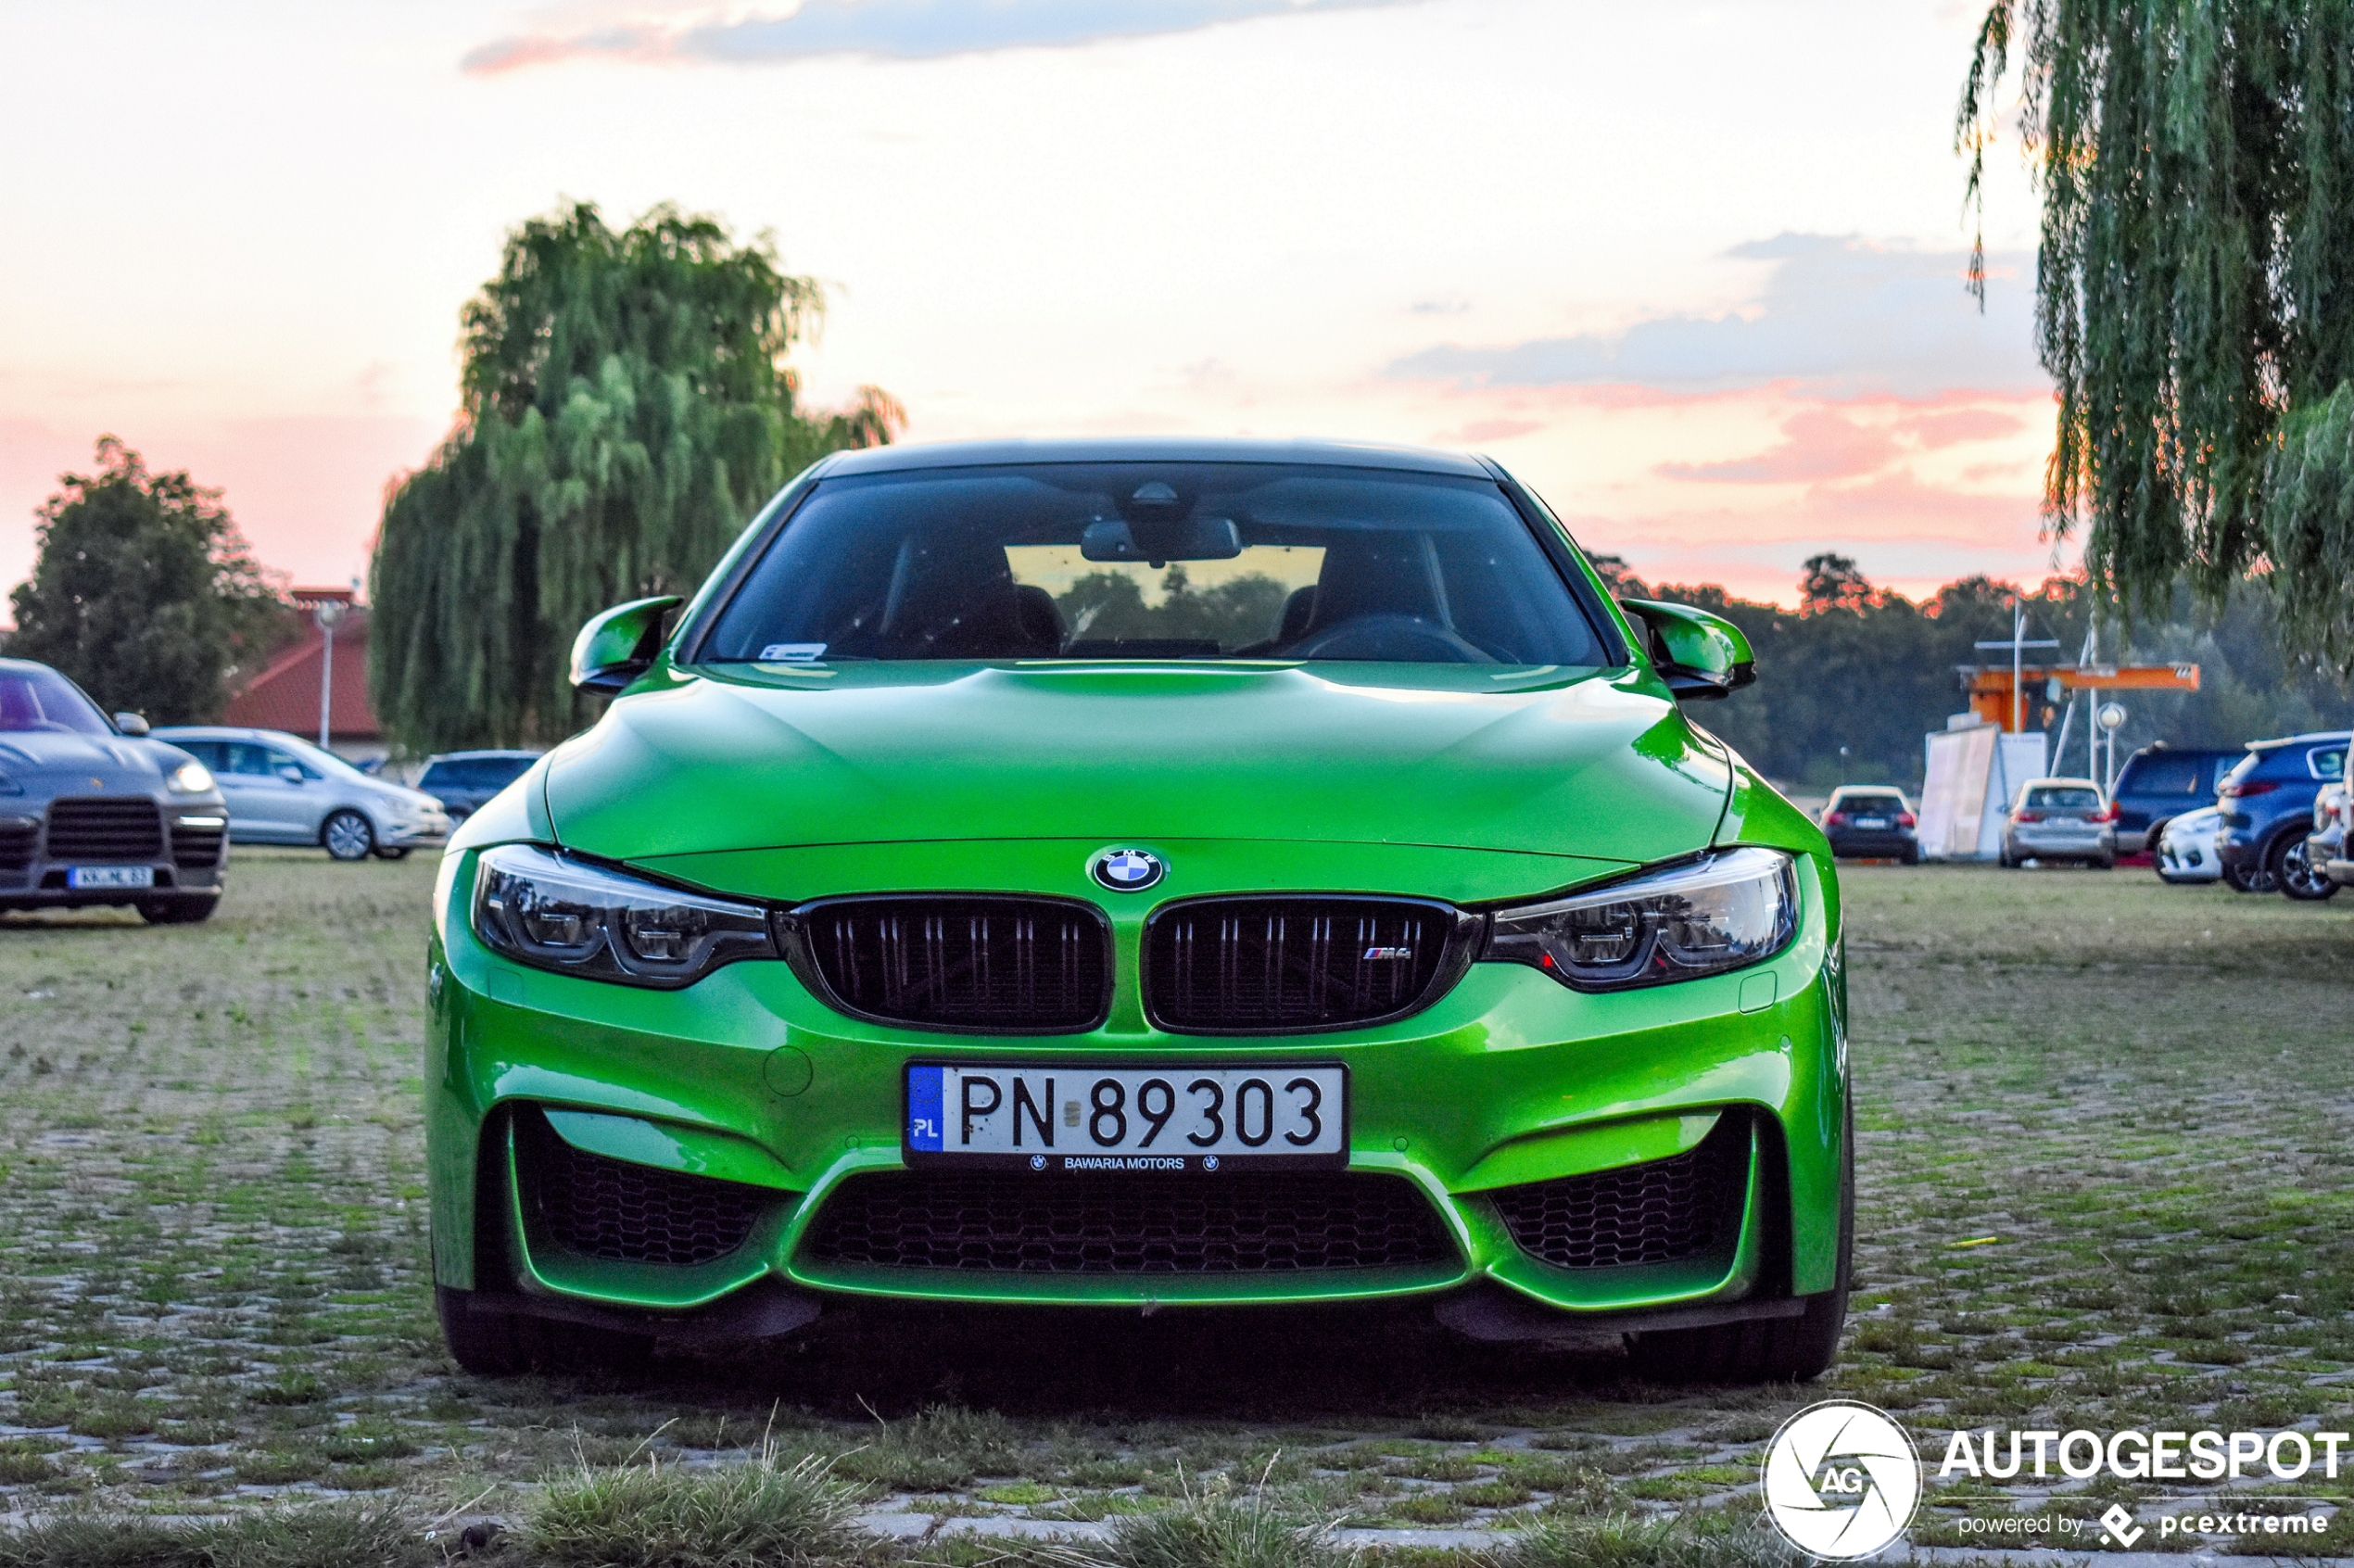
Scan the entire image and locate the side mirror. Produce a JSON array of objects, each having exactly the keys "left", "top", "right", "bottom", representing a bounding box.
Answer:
[
  {"left": 571, "top": 595, "right": 684, "bottom": 697},
  {"left": 277, "top": 765, "right": 307, "bottom": 785},
  {"left": 113, "top": 712, "right": 149, "bottom": 737},
  {"left": 1619, "top": 599, "right": 1755, "bottom": 702}
]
